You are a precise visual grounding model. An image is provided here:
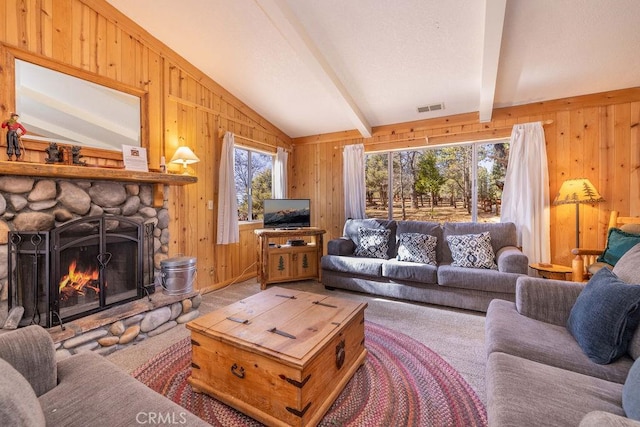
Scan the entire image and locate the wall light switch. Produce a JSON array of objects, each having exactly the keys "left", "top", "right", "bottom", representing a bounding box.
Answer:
[{"left": 207, "top": 200, "right": 214, "bottom": 210}]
